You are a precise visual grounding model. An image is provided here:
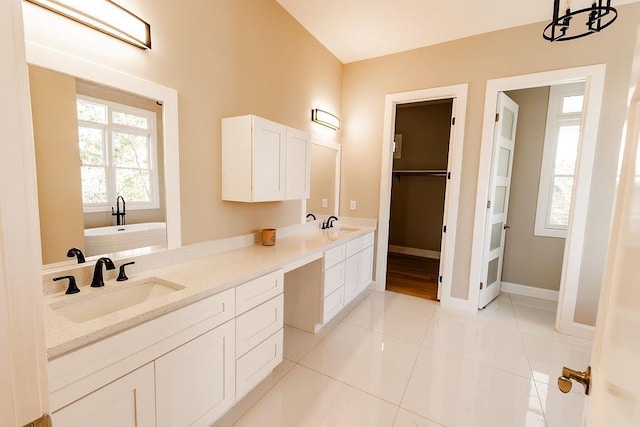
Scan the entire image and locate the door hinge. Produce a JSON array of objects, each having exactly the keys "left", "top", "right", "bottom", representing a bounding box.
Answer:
[
  {"left": 495, "top": 113, "right": 500, "bottom": 122},
  {"left": 439, "top": 276, "right": 443, "bottom": 283},
  {"left": 23, "top": 414, "right": 52, "bottom": 427},
  {"left": 487, "top": 200, "right": 491, "bottom": 209},
  {"left": 480, "top": 282, "right": 484, "bottom": 290},
  {"left": 451, "top": 117, "right": 456, "bottom": 126},
  {"left": 447, "top": 171, "right": 451, "bottom": 180},
  {"left": 443, "top": 225, "right": 447, "bottom": 233}
]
